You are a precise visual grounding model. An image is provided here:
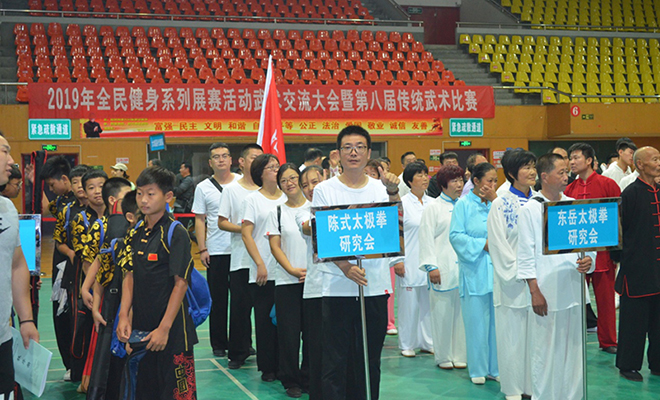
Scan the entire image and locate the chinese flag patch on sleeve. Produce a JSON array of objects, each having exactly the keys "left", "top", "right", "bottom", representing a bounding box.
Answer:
[{"left": 148, "top": 253, "right": 158, "bottom": 261}]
